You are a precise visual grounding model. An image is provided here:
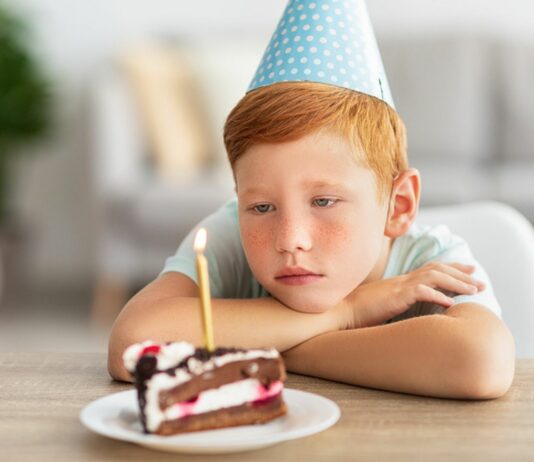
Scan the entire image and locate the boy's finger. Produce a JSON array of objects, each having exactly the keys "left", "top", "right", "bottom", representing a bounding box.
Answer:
[
  {"left": 447, "top": 262, "right": 476, "bottom": 273},
  {"left": 438, "top": 264, "right": 485, "bottom": 290},
  {"left": 425, "top": 272, "right": 480, "bottom": 295},
  {"left": 414, "top": 284, "right": 456, "bottom": 308}
]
